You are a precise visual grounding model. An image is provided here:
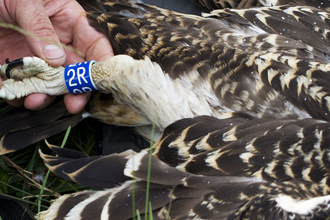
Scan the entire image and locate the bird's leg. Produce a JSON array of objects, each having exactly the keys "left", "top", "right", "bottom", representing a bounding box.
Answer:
[
  {"left": 0, "top": 57, "right": 68, "bottom": 100},
  {"left": 0, "top": 55, "right": 218, "bottom": 130},
  {"left": 0, "top": 55, "right": 139, "bottom": 100}
]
